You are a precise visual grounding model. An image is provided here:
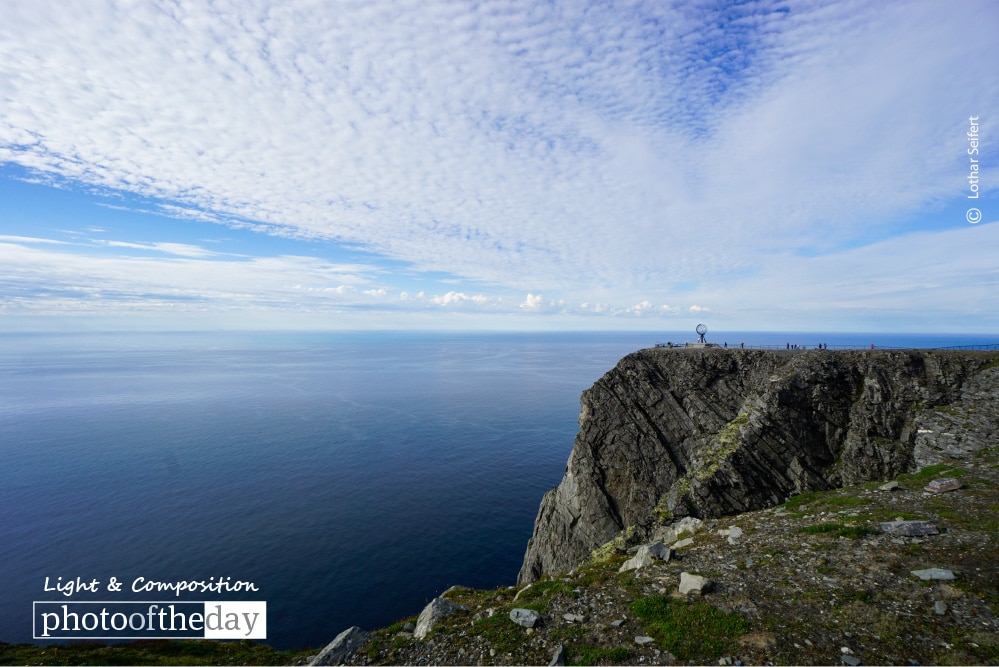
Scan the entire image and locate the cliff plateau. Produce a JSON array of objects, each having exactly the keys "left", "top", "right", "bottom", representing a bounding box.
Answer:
[{"left": 519, "top": 348, "right": 998, "bottom": 584}]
